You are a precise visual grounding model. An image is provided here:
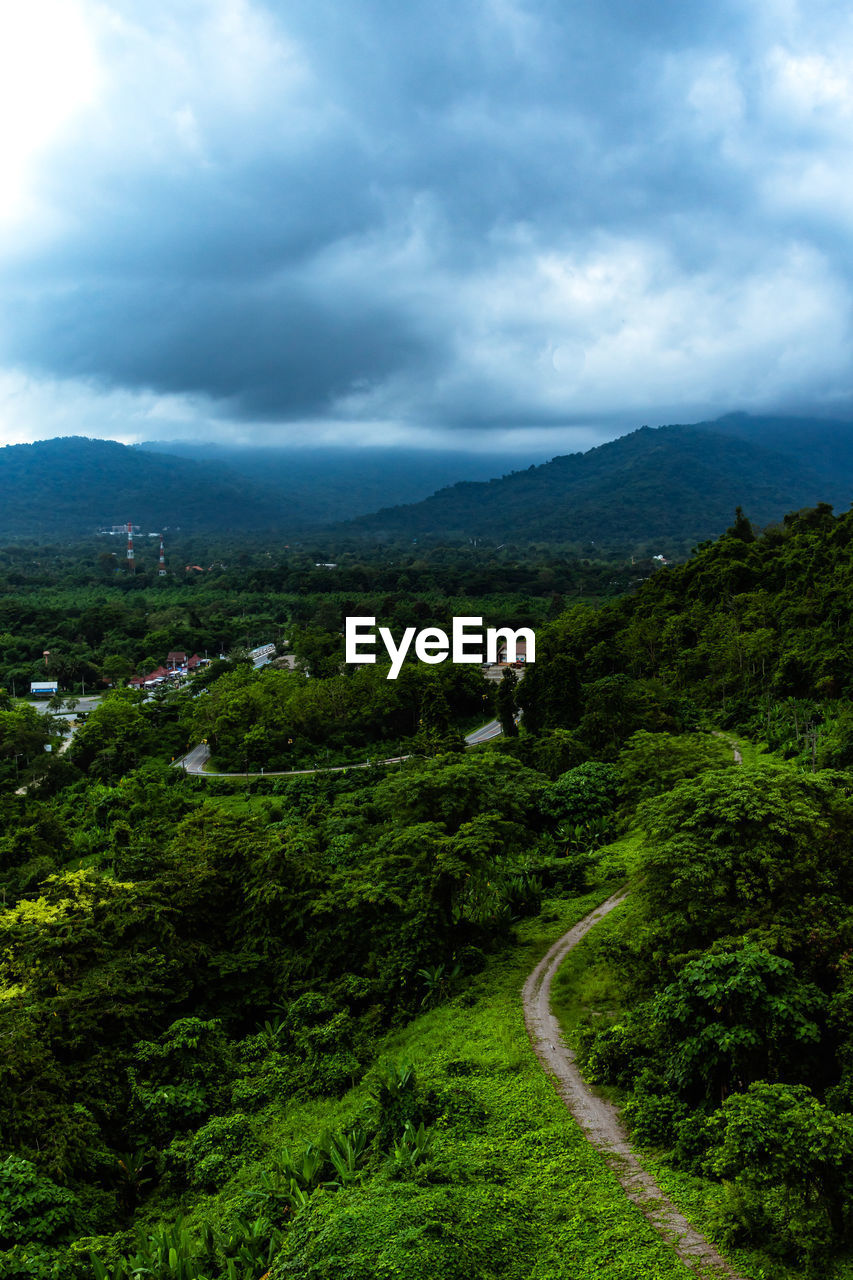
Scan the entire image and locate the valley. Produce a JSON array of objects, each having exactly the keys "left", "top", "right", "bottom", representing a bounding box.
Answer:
[{"left": 2, "top": 500, "right": 853, "bottom": 1277}]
